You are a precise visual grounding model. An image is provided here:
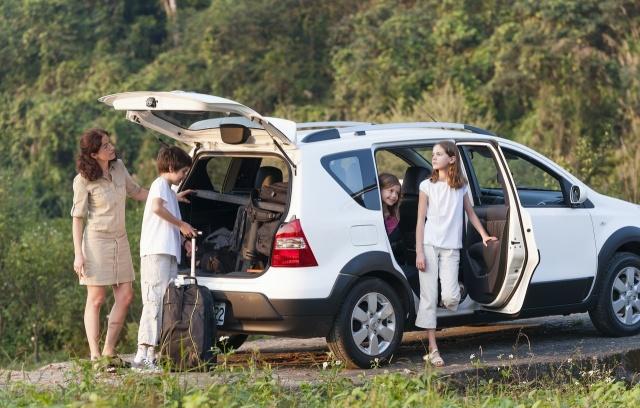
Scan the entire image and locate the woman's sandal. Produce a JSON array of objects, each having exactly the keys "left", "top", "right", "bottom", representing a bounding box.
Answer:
[
  {"left": 426, "top": 349, "right": 445, "bottom": 367},
  {"left": 92, "top": 355, "right": 131, "bottom": 373}
]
